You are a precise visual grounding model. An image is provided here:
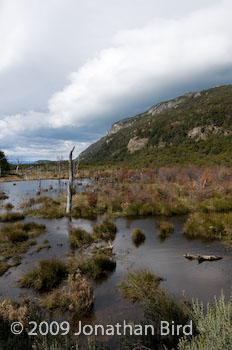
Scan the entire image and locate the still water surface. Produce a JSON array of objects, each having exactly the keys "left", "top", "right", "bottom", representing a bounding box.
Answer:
[{"left": 0, "top": 180, "right": 231, "bottom": 333}]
